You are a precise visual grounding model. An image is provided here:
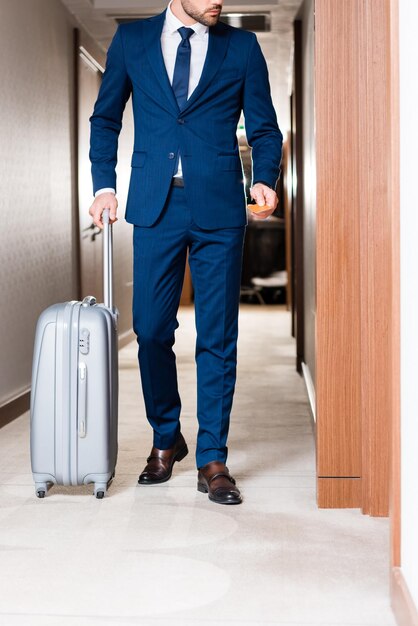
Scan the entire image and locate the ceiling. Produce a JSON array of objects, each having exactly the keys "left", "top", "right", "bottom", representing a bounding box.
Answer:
[{"left": 60, "top": 0, "right": 303, "bottom": 131}]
